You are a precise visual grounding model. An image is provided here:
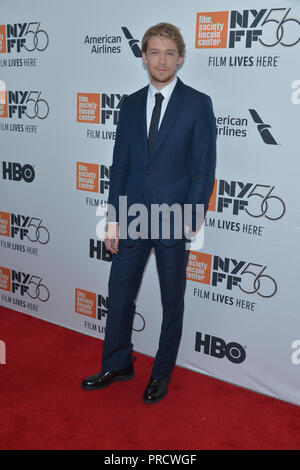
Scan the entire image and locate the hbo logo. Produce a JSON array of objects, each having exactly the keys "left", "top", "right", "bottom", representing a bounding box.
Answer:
[
  {"left": 2, "top": 161, "right": 35, "bottom": 182},
  {"left": 195, "top": 332, "right": 246, "bottom": 364}
]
